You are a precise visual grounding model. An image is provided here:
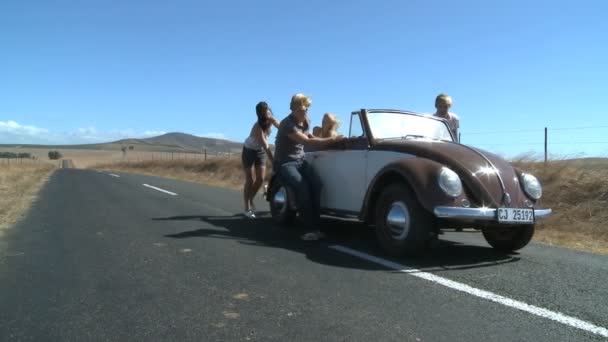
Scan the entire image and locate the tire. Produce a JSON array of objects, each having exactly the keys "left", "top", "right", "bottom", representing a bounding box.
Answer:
[
  {"left": 268, "top": 180, "right": 297, "bottom": 225},
  {"left": 482, "top": 225, "right": 534, "bottom": 252},
  {"left": 374, "top": 183, "right": 433, "bottom": 257}
]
